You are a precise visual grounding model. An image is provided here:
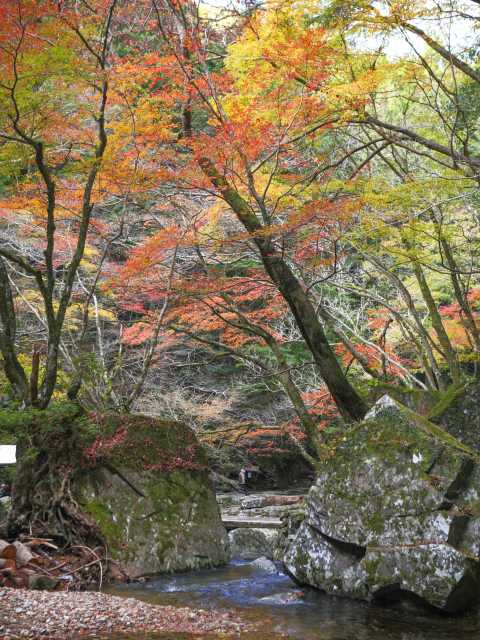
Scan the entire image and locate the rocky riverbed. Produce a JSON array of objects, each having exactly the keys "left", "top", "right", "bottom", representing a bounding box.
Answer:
[
  {"left": 218, "top": 491, "right": 306, "bottom": 561},
  {"left": 0, "top": 587, "right": 252, "bottom": 639}
]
